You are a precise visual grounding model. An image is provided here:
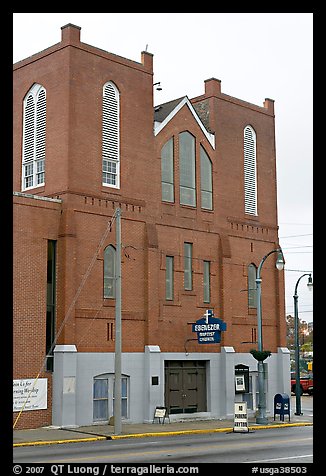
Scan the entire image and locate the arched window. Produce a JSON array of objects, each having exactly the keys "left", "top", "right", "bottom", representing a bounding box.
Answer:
[
  {"left": 248, "top": 263, "right": 257, "bottom": 309},
  {"left": 93, "top": 373, "right": 129, "bottom": 422},
  {"left": 161, "top": 138, "right": 174, "bottom": 202},
  {"left": 200, "top": 145, "right": 213, "bottom": 210},
  {"left": 244, "top": 125, "right": 257, "bottom": 215},
  {"left": 22, "top": 83, "right": 46, "bottom": 190},
  {"left": 179, "top": 131, "right": 196, "bottom": 207},
  {"left": 102, "top": 82, "right": 120, "bottom": 188},
  {"left": 104, "top": 245, "right": 116, "bottom": 298}
]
